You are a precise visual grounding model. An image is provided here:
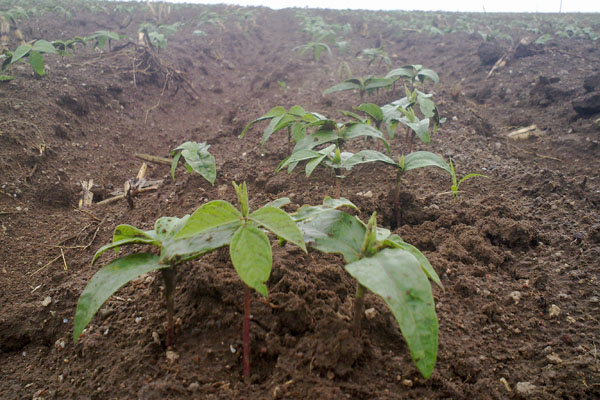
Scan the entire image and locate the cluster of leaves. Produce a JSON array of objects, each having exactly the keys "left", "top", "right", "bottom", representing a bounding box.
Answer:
[{"left": 139, "top": 22, "right": 182, "bottom": 50}]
